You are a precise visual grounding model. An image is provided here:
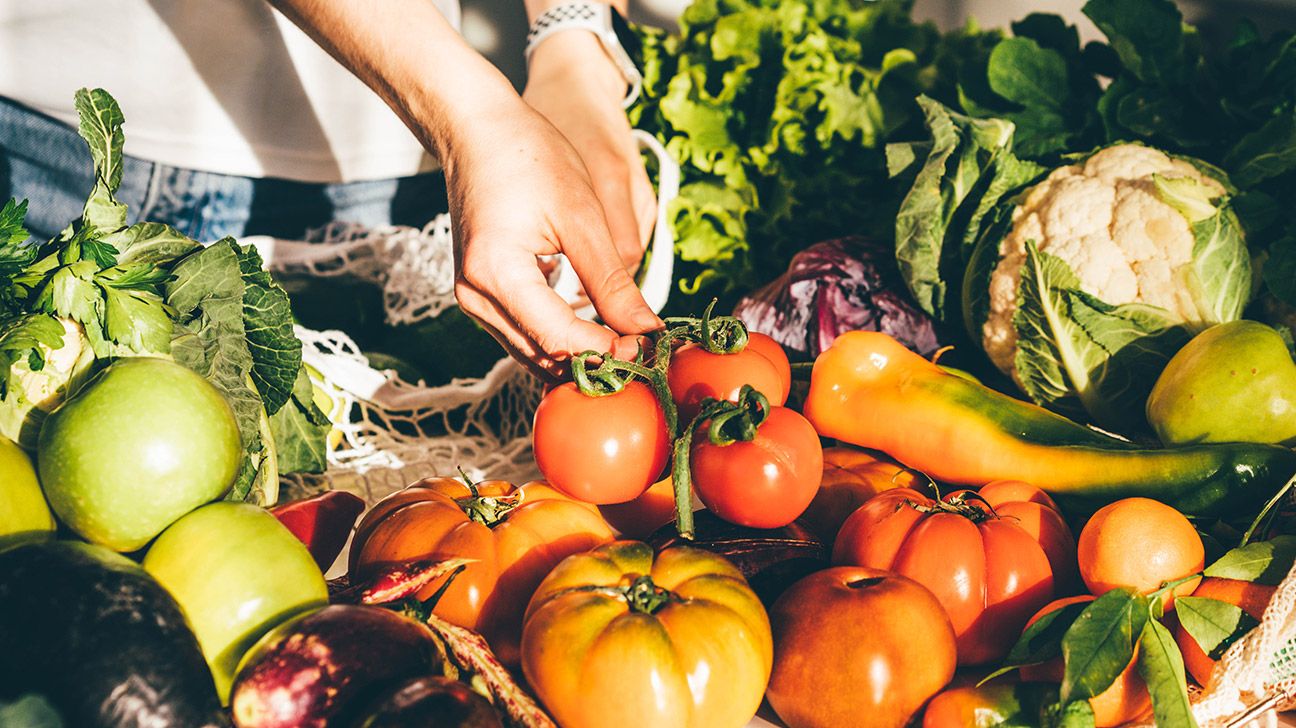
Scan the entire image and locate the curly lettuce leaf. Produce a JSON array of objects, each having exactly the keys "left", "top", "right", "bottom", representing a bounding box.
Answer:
[
  {"left": 0, "top": 314, "right": 65, "bottom": 399},
  {"left": 1013, "top": 240, "right": 1189, "bottom": 429}
]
